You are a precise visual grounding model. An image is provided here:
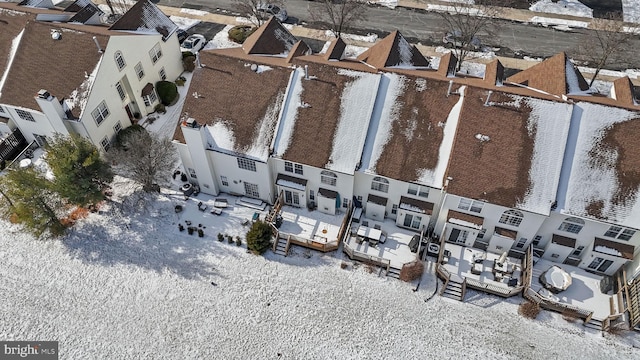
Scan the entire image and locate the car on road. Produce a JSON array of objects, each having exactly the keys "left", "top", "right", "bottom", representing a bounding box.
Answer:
[
  {"left": 443, "top": 30, "right": 481, "bottom": 50},
  {"left": 180, "top": 34, "right": 206, "bottom": 54},
  {"left": 256, "top": 3, "right": 288, "bottom": 23},
  {"left": 176, "top": 29, "right": 189, "bottom": 44}
]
